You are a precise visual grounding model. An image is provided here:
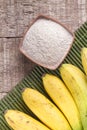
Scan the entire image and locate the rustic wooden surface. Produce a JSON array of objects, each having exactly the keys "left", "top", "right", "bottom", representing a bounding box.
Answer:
[{"left": 0, "top": 0, "right": 87, "bottom": 99}]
